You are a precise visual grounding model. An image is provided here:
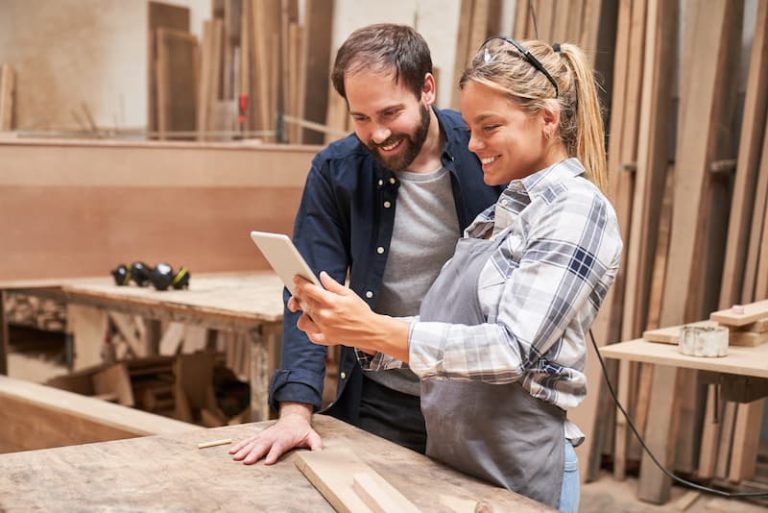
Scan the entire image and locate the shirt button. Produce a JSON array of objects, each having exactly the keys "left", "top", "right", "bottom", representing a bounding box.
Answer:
[
  {"left": 365, "top": 291, "right": 374, "bottom": 299},
  {"left": 389, "top": 177, "right": 396, "bottom": 185},
  {"left": 340, "top": 372, "right": 347, "bottom": 380},
  {"left": 377, "top": 246, "right": 385, "bottom": 254},
  {"left": 383, "top": 201, "right": 391, "bottom": 208}
]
